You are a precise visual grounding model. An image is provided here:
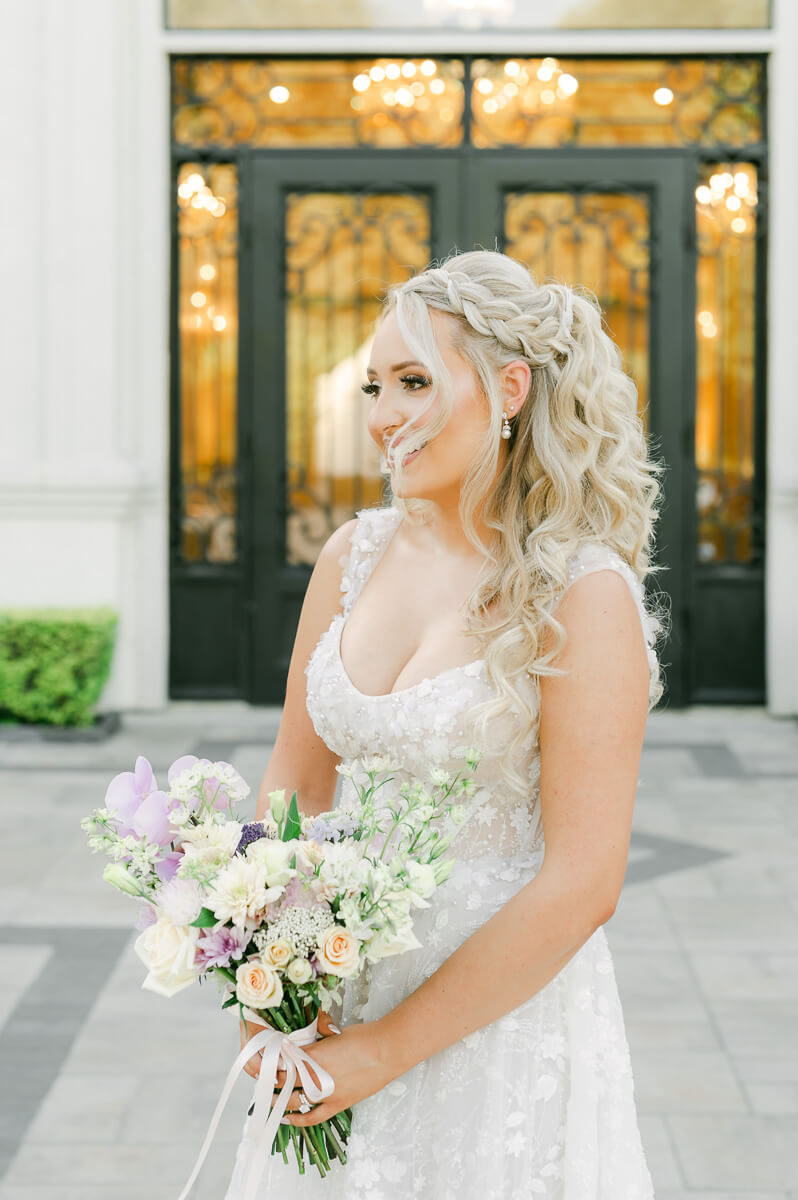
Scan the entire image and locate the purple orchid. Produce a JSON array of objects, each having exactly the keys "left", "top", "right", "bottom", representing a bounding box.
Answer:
[{"left": 104, "top": 756, "right": 178, "bottom": 848}]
